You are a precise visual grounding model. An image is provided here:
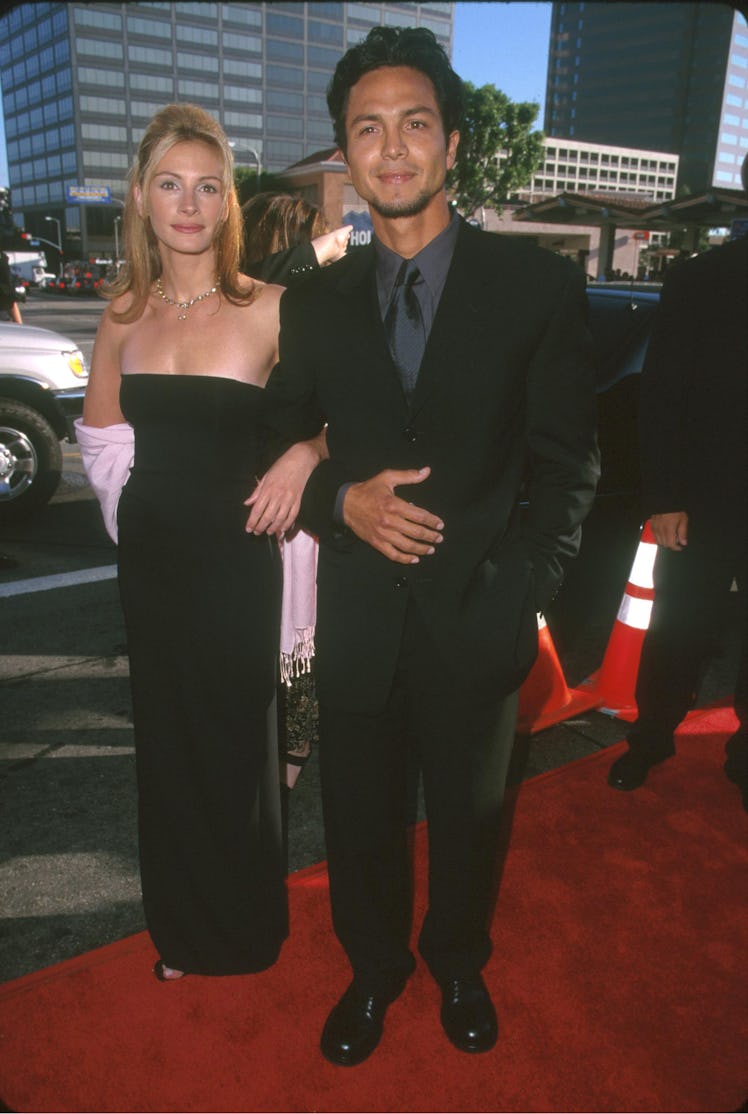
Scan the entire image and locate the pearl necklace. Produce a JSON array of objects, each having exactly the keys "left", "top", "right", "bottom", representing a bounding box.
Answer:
[{"left": 155, "top": 276, "right": 220, "bottom": 320}]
